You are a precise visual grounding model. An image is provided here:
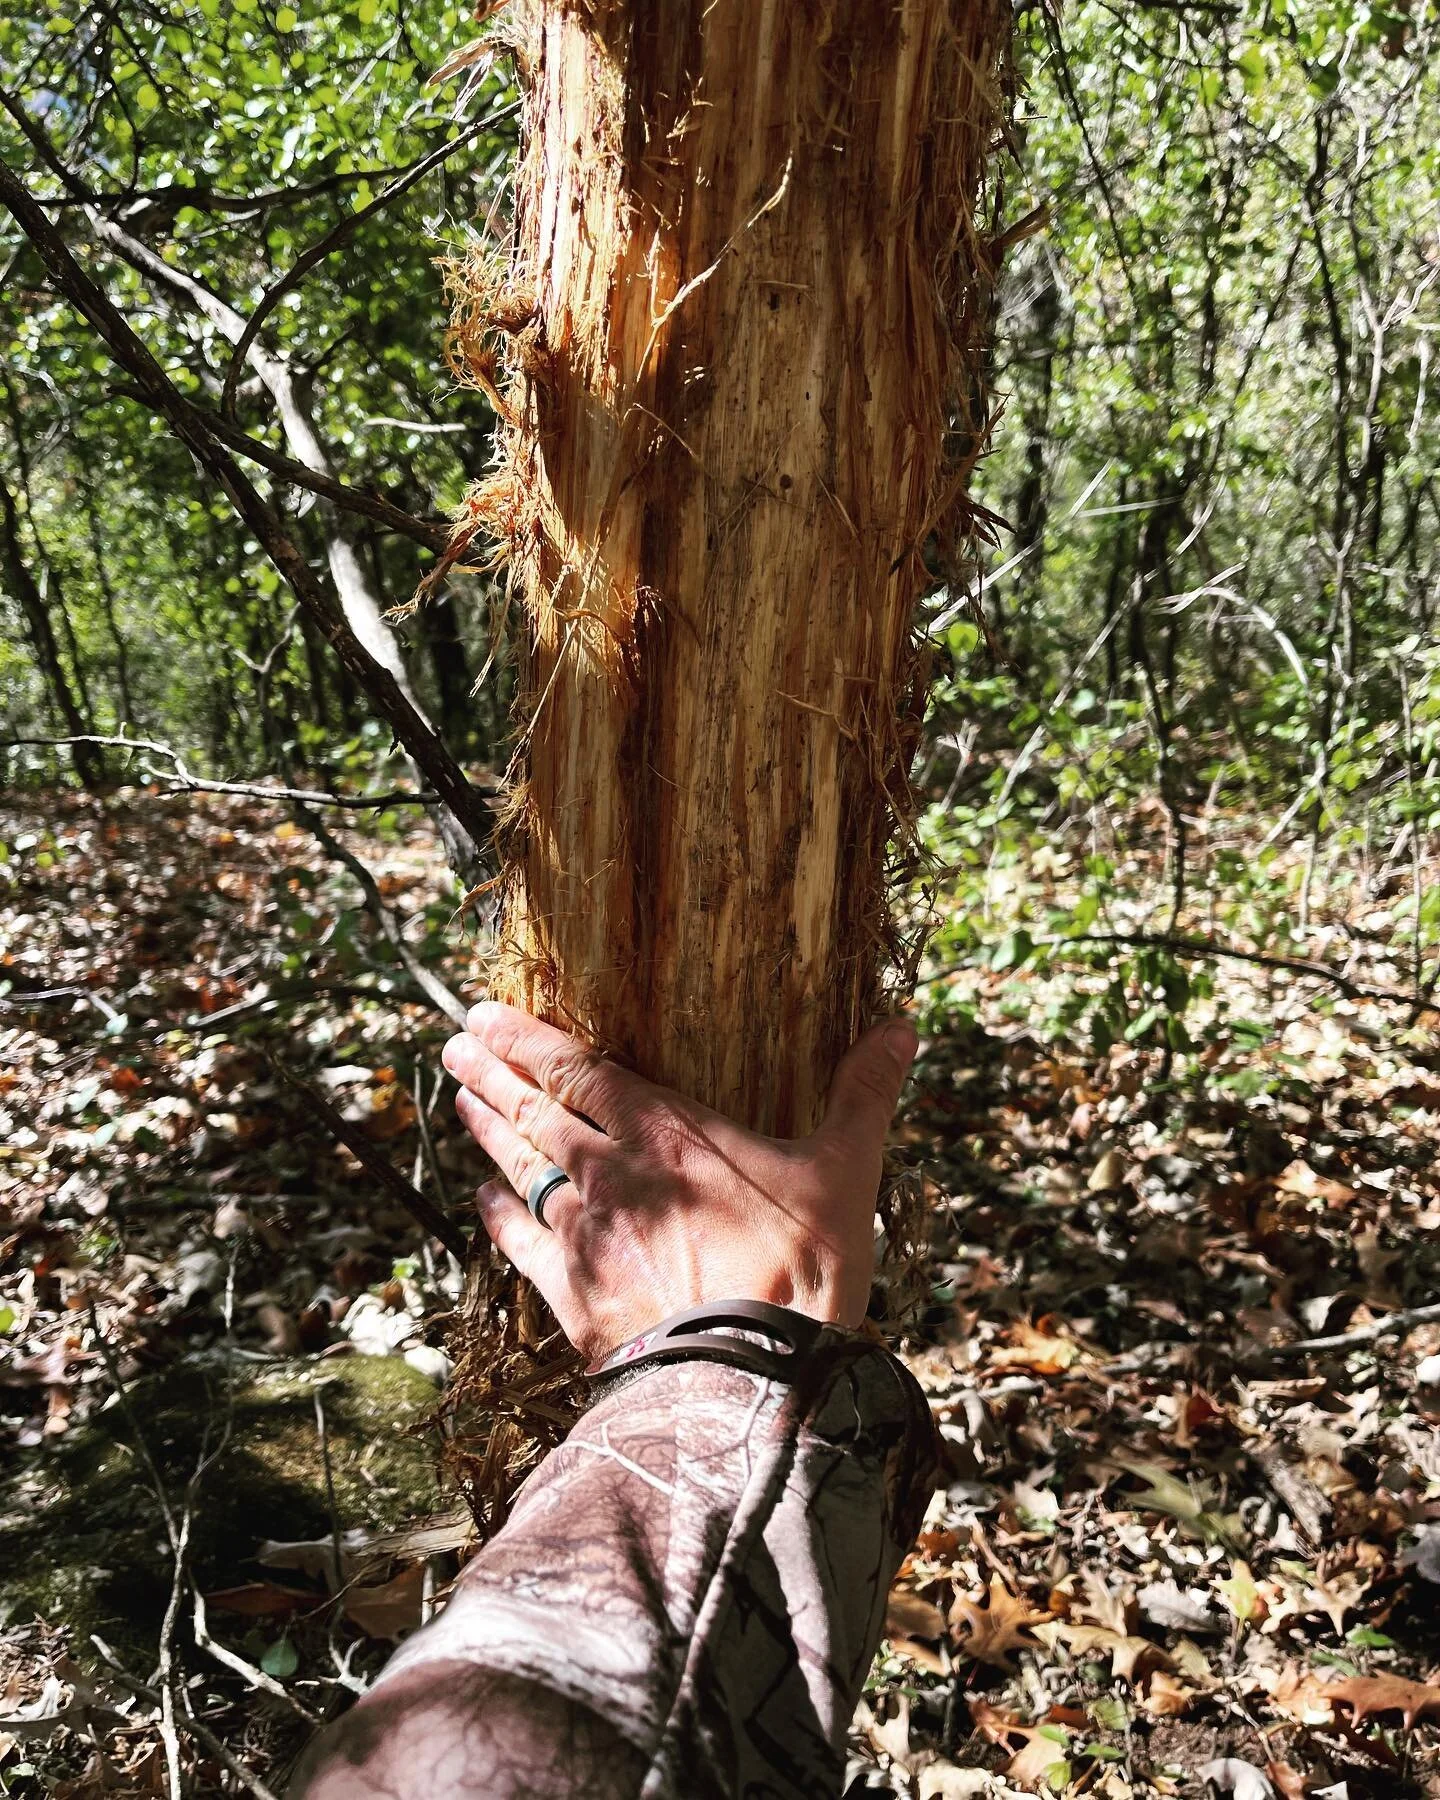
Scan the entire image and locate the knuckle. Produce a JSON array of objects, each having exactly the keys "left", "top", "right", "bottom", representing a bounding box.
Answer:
[
  {"left": 541, "top": 1041, "right": 601, "bottom": 1110},
  {"left": 513, "top": 1085, "right": 547, "bottom": 1139}
]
